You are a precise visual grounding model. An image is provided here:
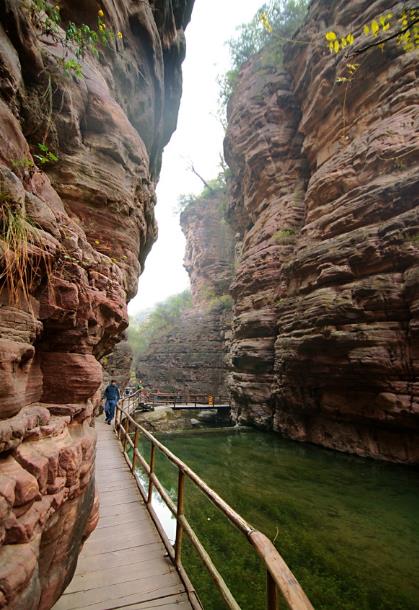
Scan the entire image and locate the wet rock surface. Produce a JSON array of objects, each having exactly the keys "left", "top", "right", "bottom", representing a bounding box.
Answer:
[
  {"left": 0, "top": 0, "right": 191, "bottom": 607},
  {"left": 225, "top": 0, "right": 419, "bottom": 462}
]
